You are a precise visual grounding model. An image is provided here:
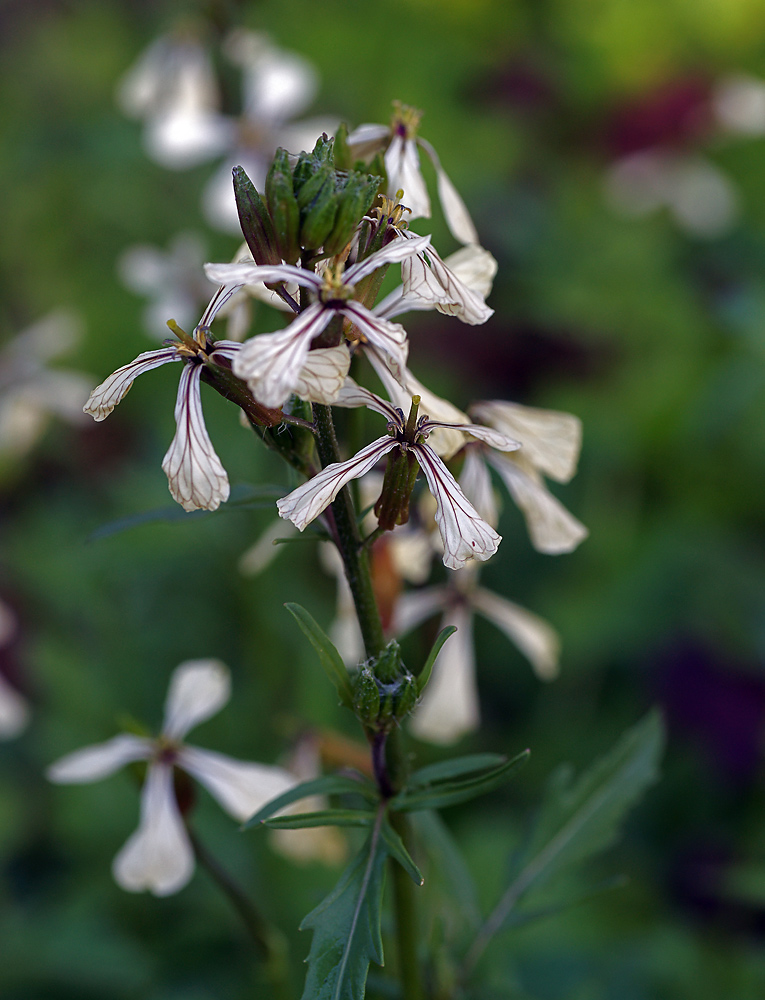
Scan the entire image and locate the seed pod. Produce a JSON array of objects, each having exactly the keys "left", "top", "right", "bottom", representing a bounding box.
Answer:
[
  {"left": 232, "top": 166, "right": 280, "bottom": 266},
  {"left": 265, "top": 149, "right": 301, "bottom": 264}
]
